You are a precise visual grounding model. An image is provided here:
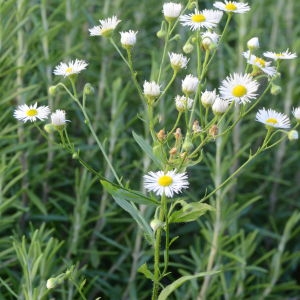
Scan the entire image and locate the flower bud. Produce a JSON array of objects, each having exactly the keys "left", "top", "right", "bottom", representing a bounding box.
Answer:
[
  {"left": 288, "top": 130, "right": 298, "bottom": 141},
  {"left": 247, "top": 37, "right": 259, "bottom": 51},
  {"left": 84, "top": 83, "right": 95, "bottom": 95},
  {"left": 48, "top": 85, "right": 57, "bottom": 96},
  {"left": 150, "top": 219, "right": 164, "bottom": 232},
  {"left": 270, "top": 83, "right": 281, "bottom": 95},
  {"left": 183, "top": 42, "right": 194, "bottom": 54}
]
